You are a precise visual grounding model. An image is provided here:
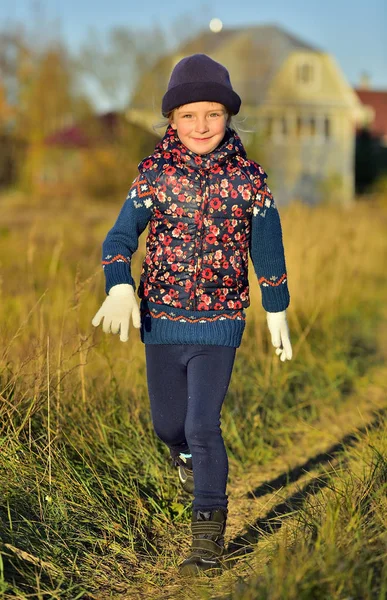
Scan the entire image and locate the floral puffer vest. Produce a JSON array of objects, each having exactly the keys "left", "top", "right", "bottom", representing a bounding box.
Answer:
[{"left": 137, "top": 126, "right": 266, "bottom": 312}]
